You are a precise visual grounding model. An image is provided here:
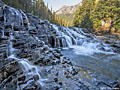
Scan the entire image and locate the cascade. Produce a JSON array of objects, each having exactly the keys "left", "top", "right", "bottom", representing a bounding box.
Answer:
[
  {"left": 1, "top": 29, "right": 4, "bottom": 38},
  {"left": 1, "top": 3, "right": 120, "bottom": 90},
  {"left": 1, "top": 9, "right": 6, "bottom": 38},
  {"left": 3, "top": 6, "right": 30, "bottom": 30},
  {"left": 7, "top": 23, "right": 45, "bottom": 89},
  {"left": 20, "top": 10, "right": 30, "bottom": 29},
  {"left": 52, "top": 24, "right": 114, "bottom": 54}
]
